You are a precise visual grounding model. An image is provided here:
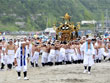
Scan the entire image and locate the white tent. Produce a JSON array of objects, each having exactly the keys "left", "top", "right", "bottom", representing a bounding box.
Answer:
[{"left": 44, "top": 28, "right": 56, "bottom": 33}]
